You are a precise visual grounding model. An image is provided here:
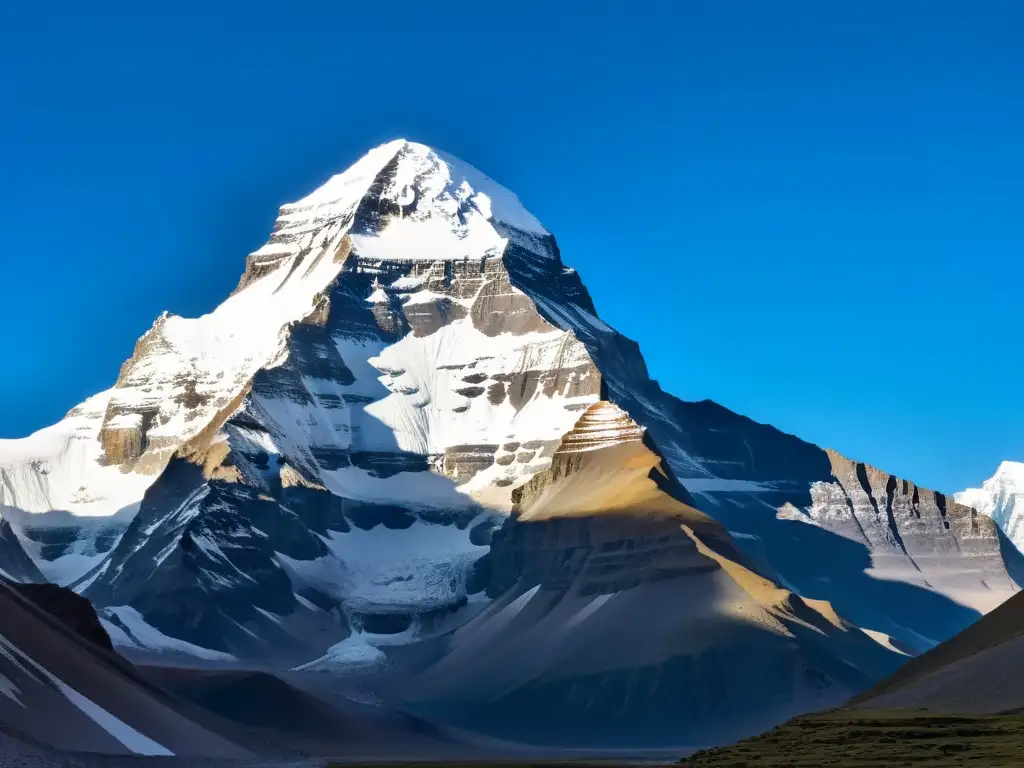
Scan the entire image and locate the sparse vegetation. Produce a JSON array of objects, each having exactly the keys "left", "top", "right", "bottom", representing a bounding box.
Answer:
[{"left": 681, "top": 709, "right": 1024, "bottom": 767}]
